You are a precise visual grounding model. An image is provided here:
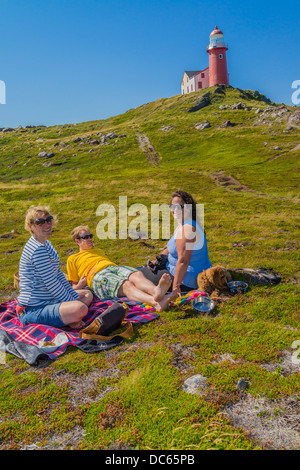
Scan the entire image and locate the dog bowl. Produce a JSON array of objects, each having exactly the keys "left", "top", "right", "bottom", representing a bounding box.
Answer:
[
  {"left": 192, "top": 295, "right": 215, "bottom": 314},
  {"left": 227, "top": 281, "right": 248, "bottom": 293}
]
